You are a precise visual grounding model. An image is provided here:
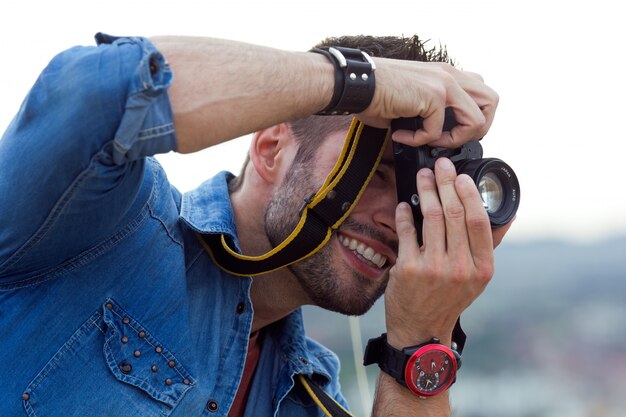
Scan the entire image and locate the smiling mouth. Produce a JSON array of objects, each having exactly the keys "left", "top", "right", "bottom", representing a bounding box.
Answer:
[{"left": 337, "top": 234, "right": 388, "bottom": 269}]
